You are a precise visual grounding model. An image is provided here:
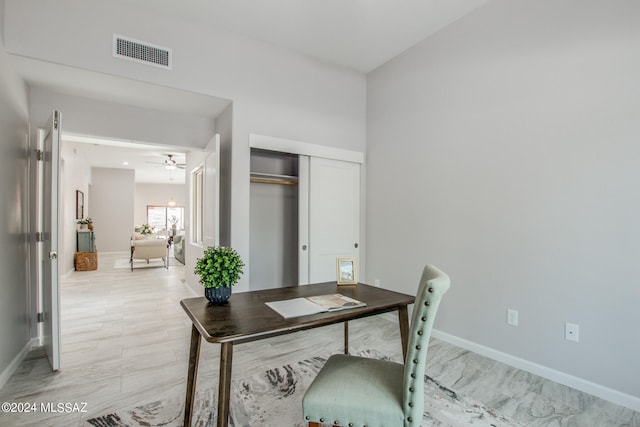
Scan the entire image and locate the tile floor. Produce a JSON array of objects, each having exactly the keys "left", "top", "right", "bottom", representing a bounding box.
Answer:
[{"left": 0, "top": 252, "right": 637, "bottom": 426}]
